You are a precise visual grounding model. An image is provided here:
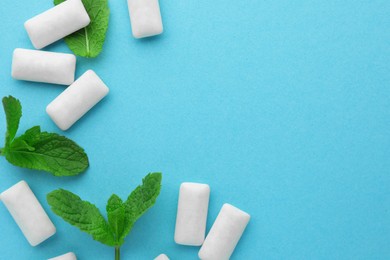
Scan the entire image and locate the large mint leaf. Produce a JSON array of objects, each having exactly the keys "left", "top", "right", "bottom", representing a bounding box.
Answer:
[
  {"left": 47, "top": 189, "right": 116, "bottom": 246},
  {"left": 6, "top": 129, "right": 89, "bottom": 176}
]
